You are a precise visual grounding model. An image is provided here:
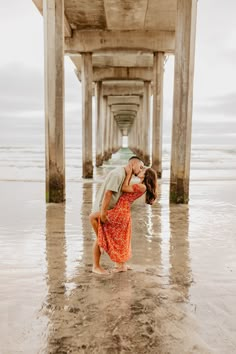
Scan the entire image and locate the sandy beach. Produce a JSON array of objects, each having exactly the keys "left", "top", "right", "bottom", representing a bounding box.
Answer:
[{"left": 1, "top": 150, "right": 236, "bottom": 354}]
